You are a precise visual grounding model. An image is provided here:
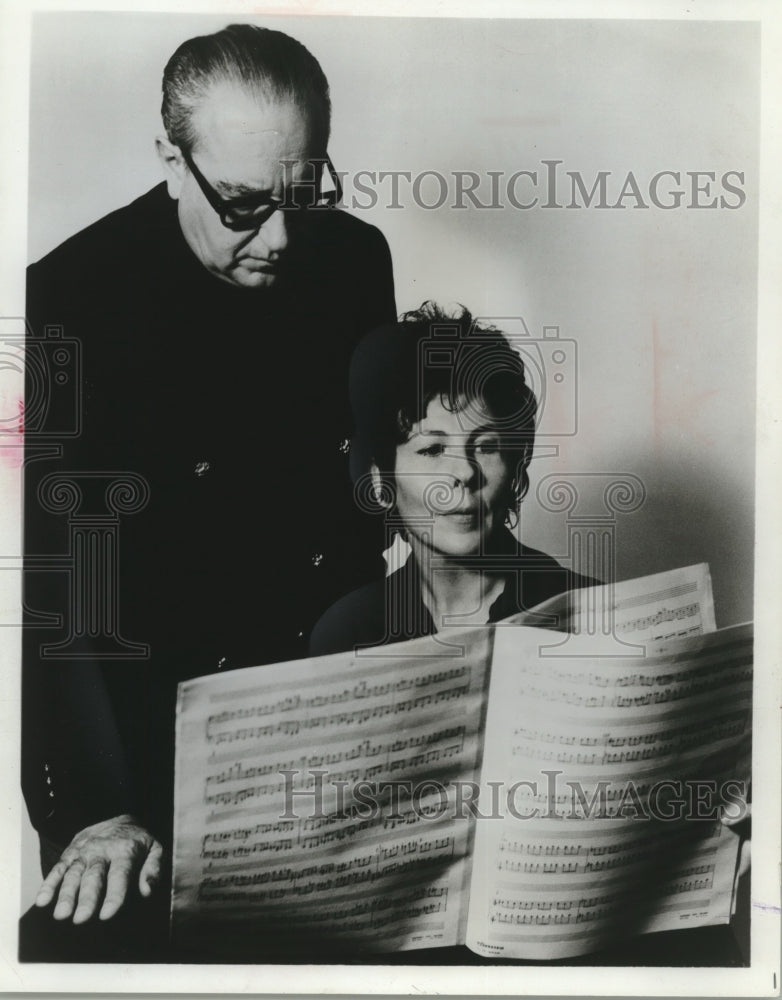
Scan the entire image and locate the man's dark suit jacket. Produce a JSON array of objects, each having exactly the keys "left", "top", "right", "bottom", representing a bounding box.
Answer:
[{"left": 23, "top": 183, "right": 396, "bottom": 854}]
